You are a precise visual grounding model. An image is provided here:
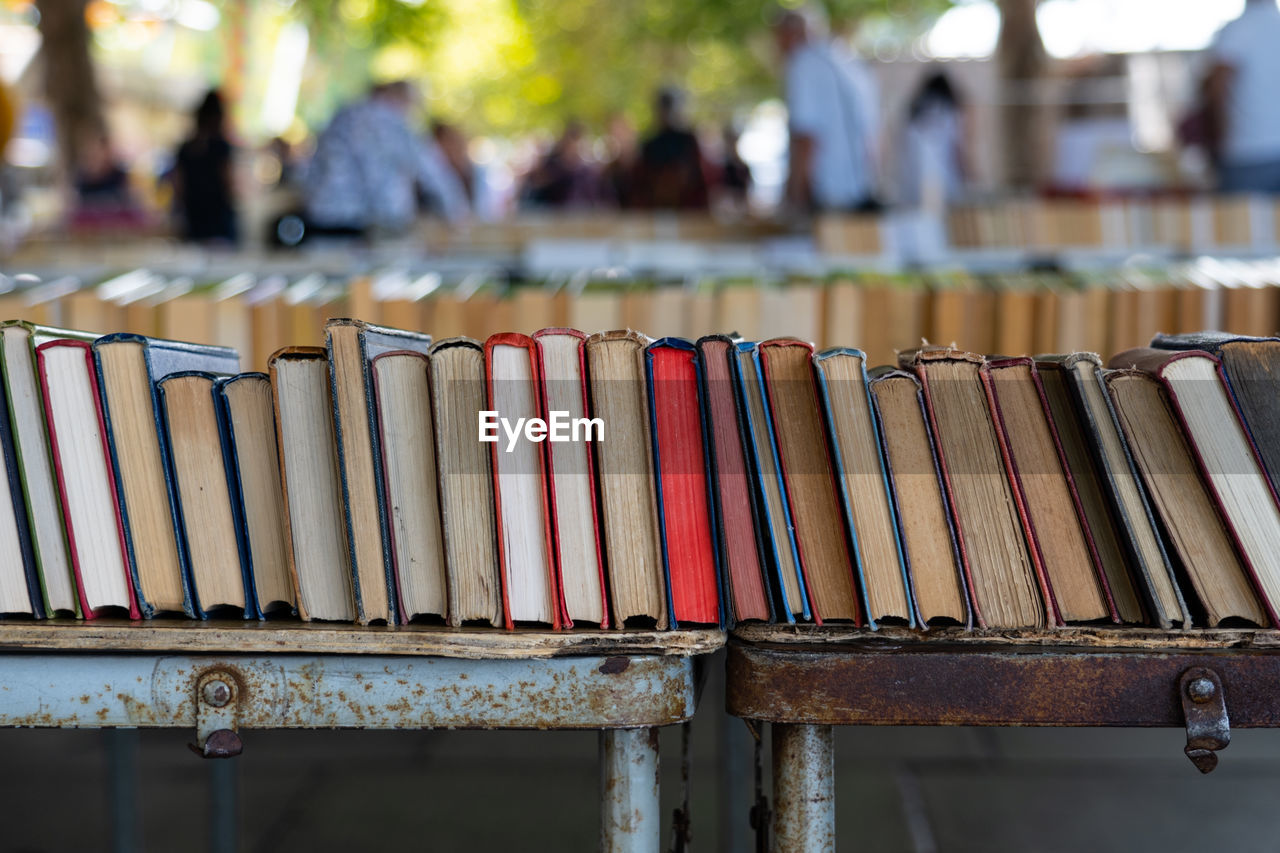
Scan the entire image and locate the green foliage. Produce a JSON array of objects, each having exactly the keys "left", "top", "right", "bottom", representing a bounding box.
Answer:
[{"left": 287, "top": 0, "right": 951, "bottom": 136}]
